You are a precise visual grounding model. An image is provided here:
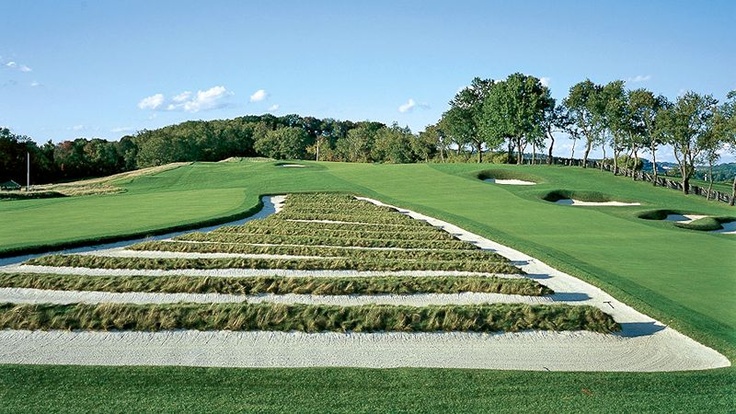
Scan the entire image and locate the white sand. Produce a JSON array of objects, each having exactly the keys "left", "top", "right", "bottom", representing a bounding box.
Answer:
[
  {"left": 0, "top": 195, "right": 729, "bottom": 371},
  {"left": 665, "top": 214, "right": 707, "bottom": 222},
  {"left": 278, "top": 164, "right": 305, "bottom": 168},
  {"left": 484, "top": 178, "right": 536, "bottom": 186},
  {"left": 712, "top": 220, "right": 736, "bottom": 235},
  {"left": 555, "top": 199, "right": 641, "bottom": 206}
]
